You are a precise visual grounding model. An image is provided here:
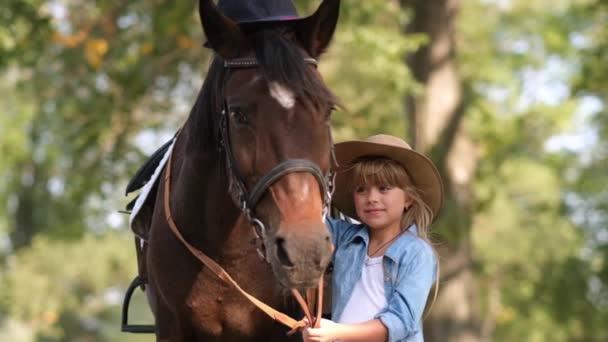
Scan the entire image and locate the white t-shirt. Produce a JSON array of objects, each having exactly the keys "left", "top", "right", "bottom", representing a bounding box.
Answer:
[{"left": 336, "top": 255, "right": 387, "bottom": 324}]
